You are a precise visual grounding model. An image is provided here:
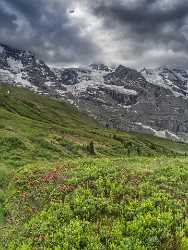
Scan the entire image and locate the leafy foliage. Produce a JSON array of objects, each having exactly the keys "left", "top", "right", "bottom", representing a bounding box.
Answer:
[{"left": 1, "top": 158, "right": 188, "bottom": 249}]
